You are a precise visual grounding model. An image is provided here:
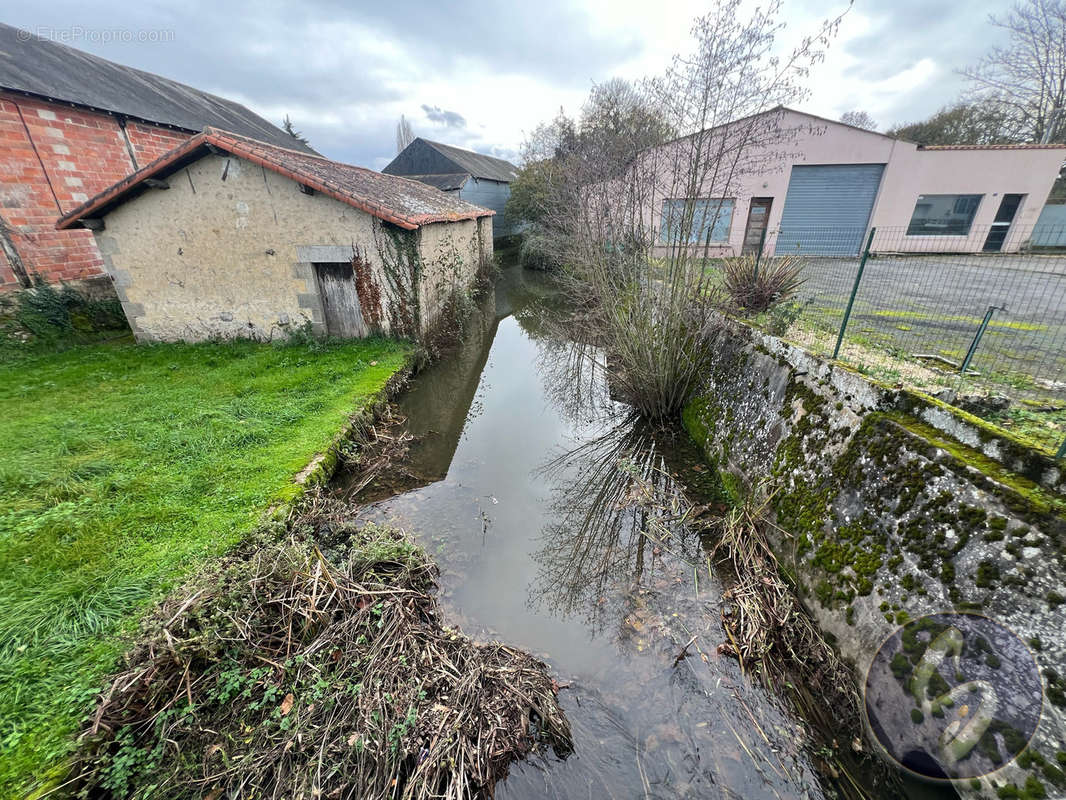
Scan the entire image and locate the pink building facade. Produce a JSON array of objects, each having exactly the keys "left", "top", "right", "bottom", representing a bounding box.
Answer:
[{"left": 647, "top": 108, "right": 1066, "bottom": 257}]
